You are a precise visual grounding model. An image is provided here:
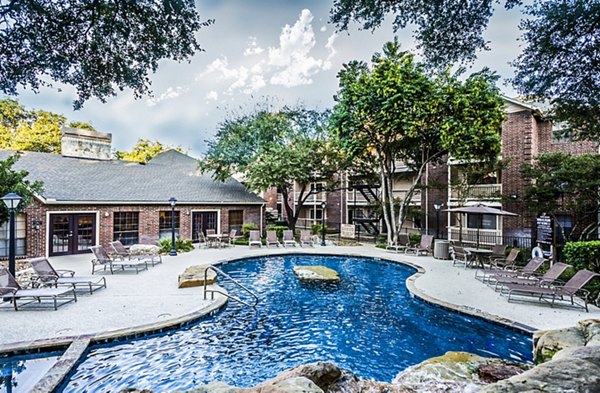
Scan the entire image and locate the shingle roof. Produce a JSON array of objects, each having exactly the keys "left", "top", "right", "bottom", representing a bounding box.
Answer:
[{"left": 0, "top": 149, "right": 264, "bottom": 204}]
